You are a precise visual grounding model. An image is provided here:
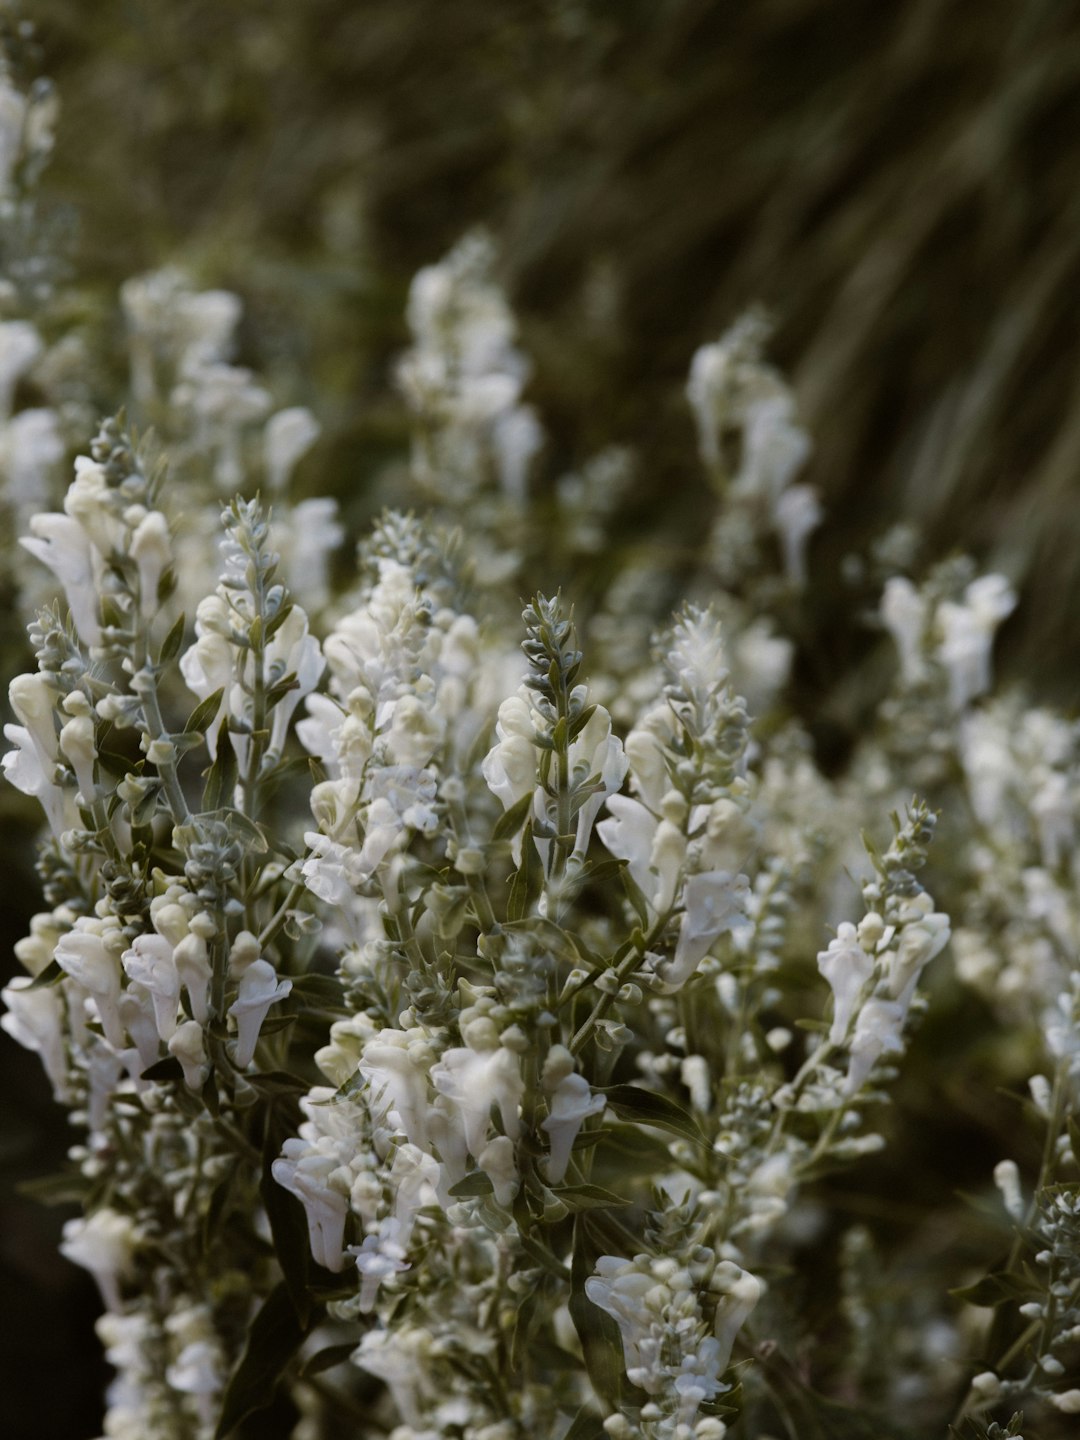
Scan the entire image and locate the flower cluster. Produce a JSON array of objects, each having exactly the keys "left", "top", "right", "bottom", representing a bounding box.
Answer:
[{"left": 5, "top": 205, "right": 1074, "bottom": 1440}]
